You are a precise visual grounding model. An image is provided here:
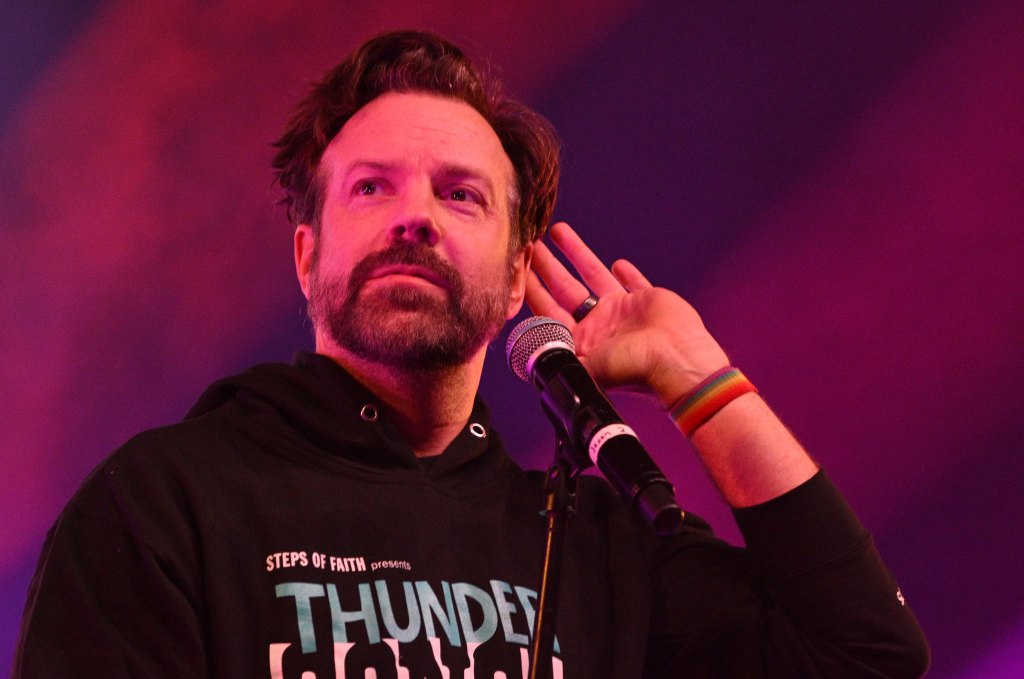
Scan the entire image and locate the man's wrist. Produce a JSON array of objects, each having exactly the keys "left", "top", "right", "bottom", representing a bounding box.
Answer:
[
  {"left": 650, "top": 343, "right": 731, "bottom": 409},
  {"left": 667, "top": 366, "right": 758, "bottom": 437}
]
